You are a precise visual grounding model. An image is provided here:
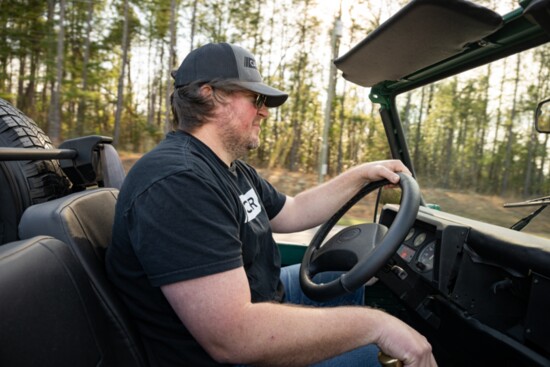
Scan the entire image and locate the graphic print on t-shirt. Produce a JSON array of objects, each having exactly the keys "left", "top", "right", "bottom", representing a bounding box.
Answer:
[{"left": 240, "top": 188, "right": 261, "bottom": 223}]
